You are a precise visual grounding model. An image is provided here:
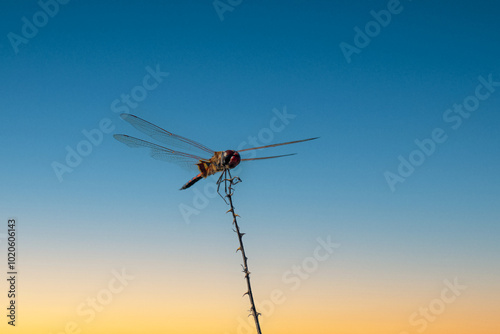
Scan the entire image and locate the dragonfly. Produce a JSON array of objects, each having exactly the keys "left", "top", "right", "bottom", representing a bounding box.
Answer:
[{"left": 113, "top": 113, "right": 318, "bottom": 190}]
